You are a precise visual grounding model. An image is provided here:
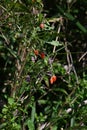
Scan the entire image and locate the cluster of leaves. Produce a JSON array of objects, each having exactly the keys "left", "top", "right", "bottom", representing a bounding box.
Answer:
[{"left": 0, "top": 0, "right": 87, "bottom": 130}]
